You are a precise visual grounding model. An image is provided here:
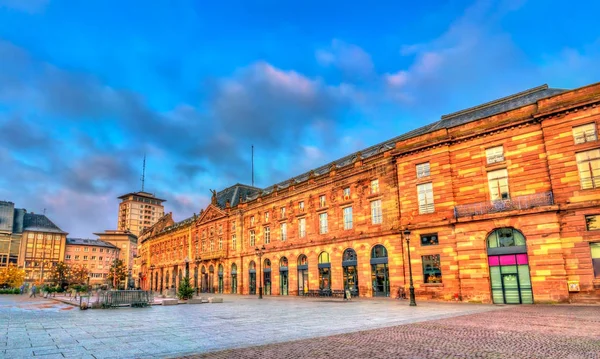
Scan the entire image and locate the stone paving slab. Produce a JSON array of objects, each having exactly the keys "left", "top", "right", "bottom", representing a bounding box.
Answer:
[
  {"left": 0, "top": 293, "right": 541, "bottom": 359},
  {"left": 178, "top": 305, "right": 600, "bottom": 359}
]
